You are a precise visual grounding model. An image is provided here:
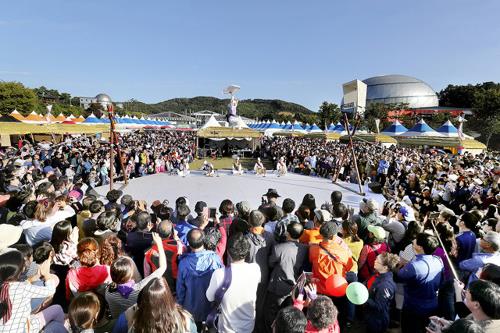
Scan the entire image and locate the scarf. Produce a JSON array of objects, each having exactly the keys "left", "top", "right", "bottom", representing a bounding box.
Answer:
[
  {"left": 116, "top": 280, "right": 135, "bottom": 299},
  {"left": 0, "top": 282, "right": 12, "bottom": 324}
]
